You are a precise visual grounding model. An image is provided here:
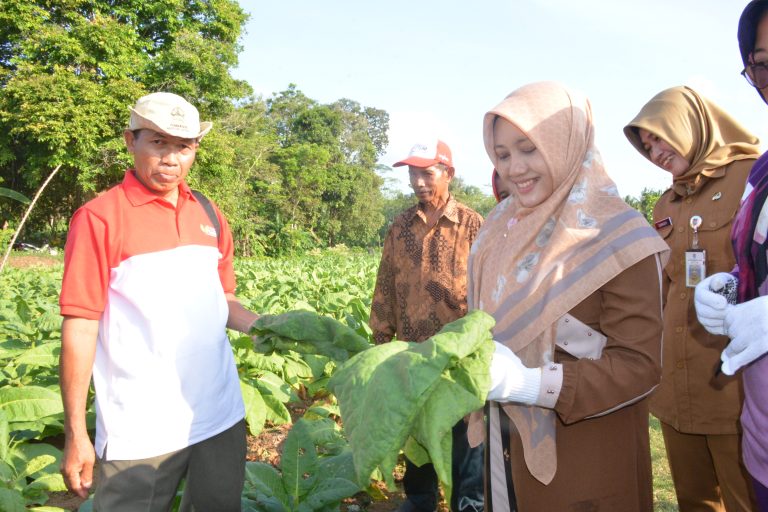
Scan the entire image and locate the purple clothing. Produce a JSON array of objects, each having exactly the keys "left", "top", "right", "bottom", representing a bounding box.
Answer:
[
  {"left": 731, "top": 150, "right": 768, "bottom": 487},
  {"left": 754, "top": 476, "right": 768, "bottom": 512}
]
